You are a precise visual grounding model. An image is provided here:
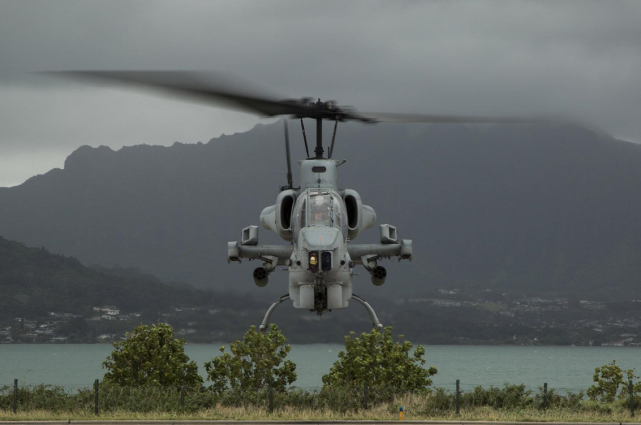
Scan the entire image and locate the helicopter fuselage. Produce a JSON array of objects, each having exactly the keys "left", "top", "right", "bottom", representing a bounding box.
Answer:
[
  {"left": 228, "top": 158, "right": 412, "bottom": 317},
  {"left": 288, "top": 186, "right": 352, "bottom": 311}
]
